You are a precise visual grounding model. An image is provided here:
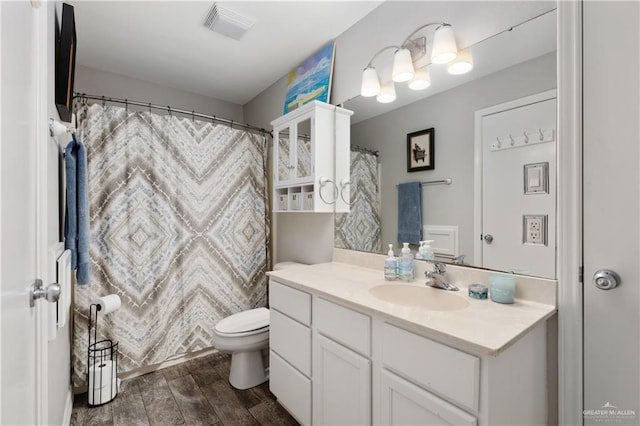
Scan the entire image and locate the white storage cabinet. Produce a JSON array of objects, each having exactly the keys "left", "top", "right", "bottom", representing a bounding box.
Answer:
[{"left": 271, "top": 101, "right": 352, "bottom": 213}]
